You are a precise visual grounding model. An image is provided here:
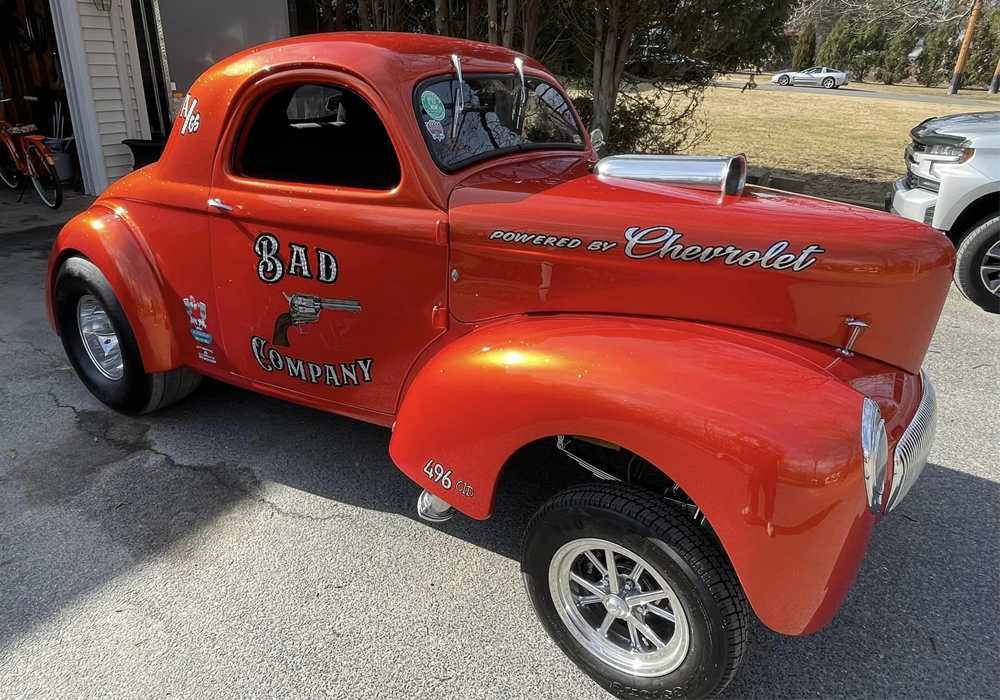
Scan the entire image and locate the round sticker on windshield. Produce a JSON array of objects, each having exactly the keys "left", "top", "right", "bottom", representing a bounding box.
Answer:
[{"left": 421, "top": 90, "right": 446, "bottom": 121}]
